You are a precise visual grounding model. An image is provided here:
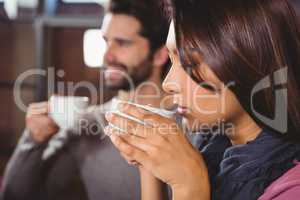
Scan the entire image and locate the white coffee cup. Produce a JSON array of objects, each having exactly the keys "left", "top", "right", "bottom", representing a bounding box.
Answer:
[
  {"left": 108, "top": 99, "right": 176, "bottom": 133},
  {"left": 49, "top": 96, "right": 90, "bottom": 129}
]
